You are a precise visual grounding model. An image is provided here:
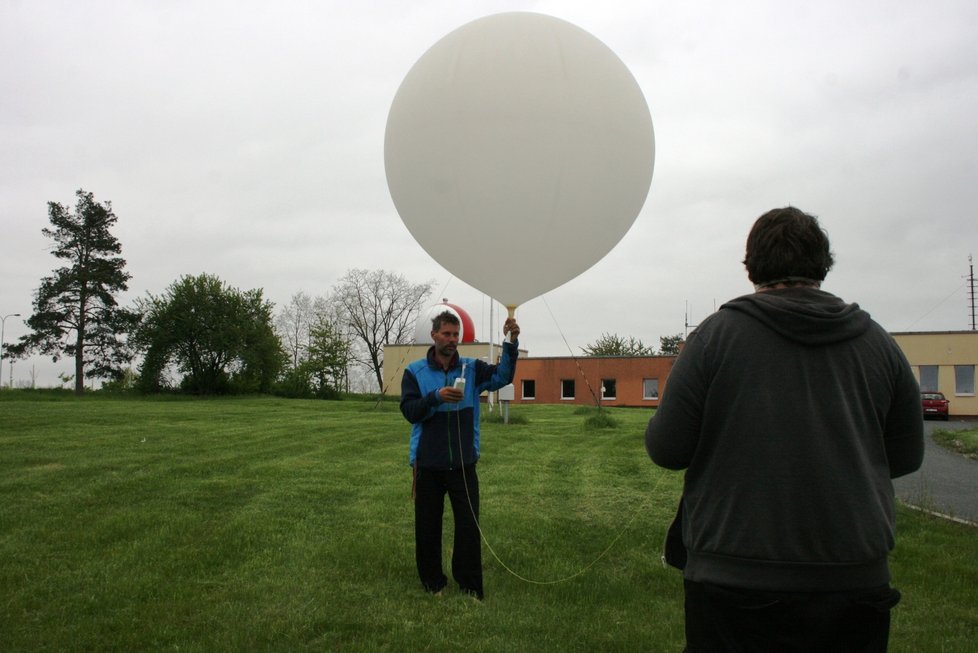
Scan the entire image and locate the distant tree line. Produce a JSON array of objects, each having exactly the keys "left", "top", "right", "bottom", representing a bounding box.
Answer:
[
  {"left": 581, "top": 332, "right": 683, "bottom": 357},
  {"left": 6, "top": 189, "right": 683, "bottom": 395},
  {"left": 5, "top": 189, "right": 432, "bottom": 396}
]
